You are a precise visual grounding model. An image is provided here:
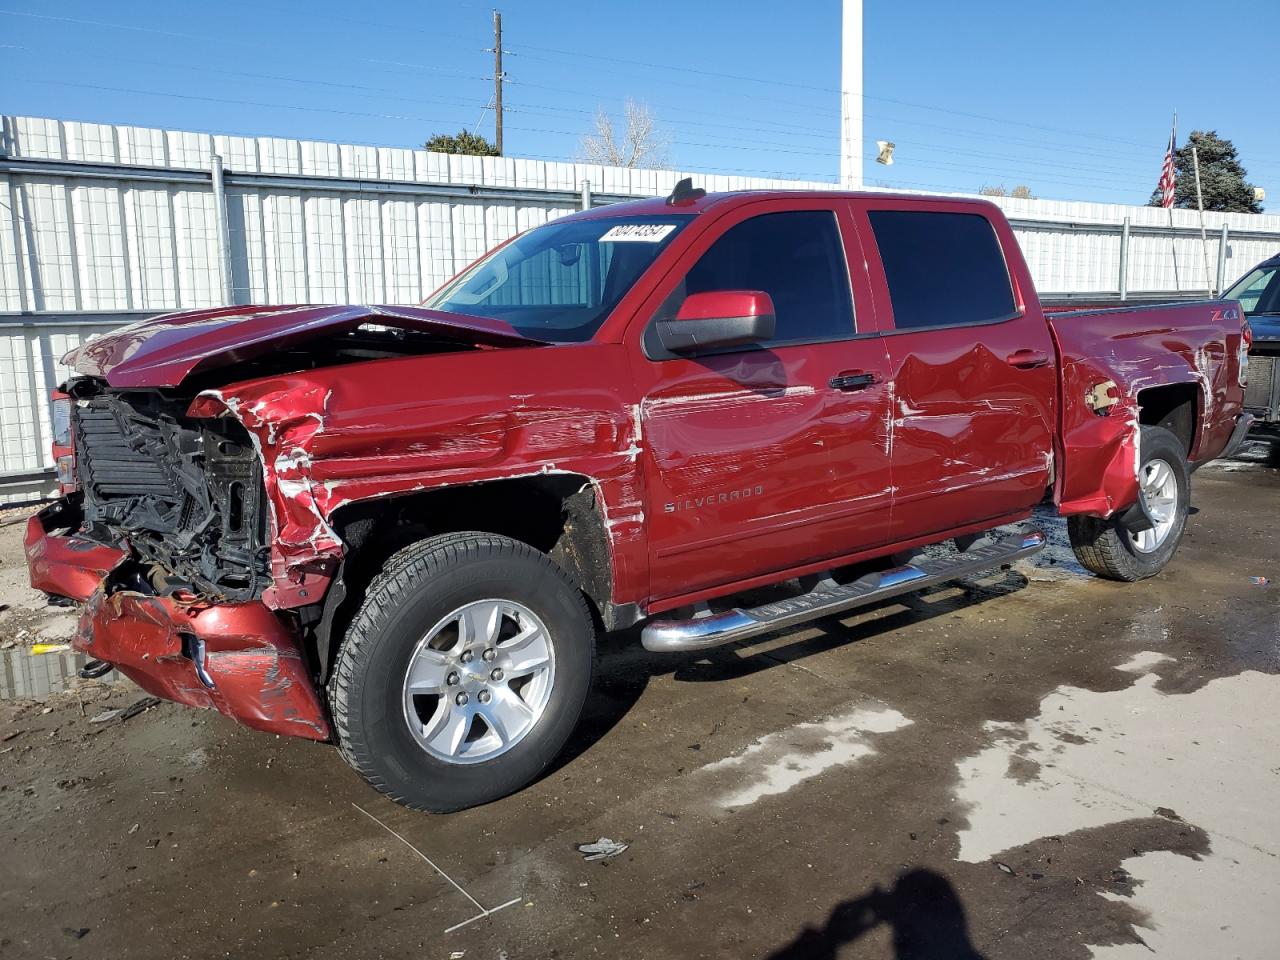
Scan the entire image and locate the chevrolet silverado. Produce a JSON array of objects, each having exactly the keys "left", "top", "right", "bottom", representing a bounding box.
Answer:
[{"left": 27, "top": 183, "right": 1252, "bottom": 811}]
